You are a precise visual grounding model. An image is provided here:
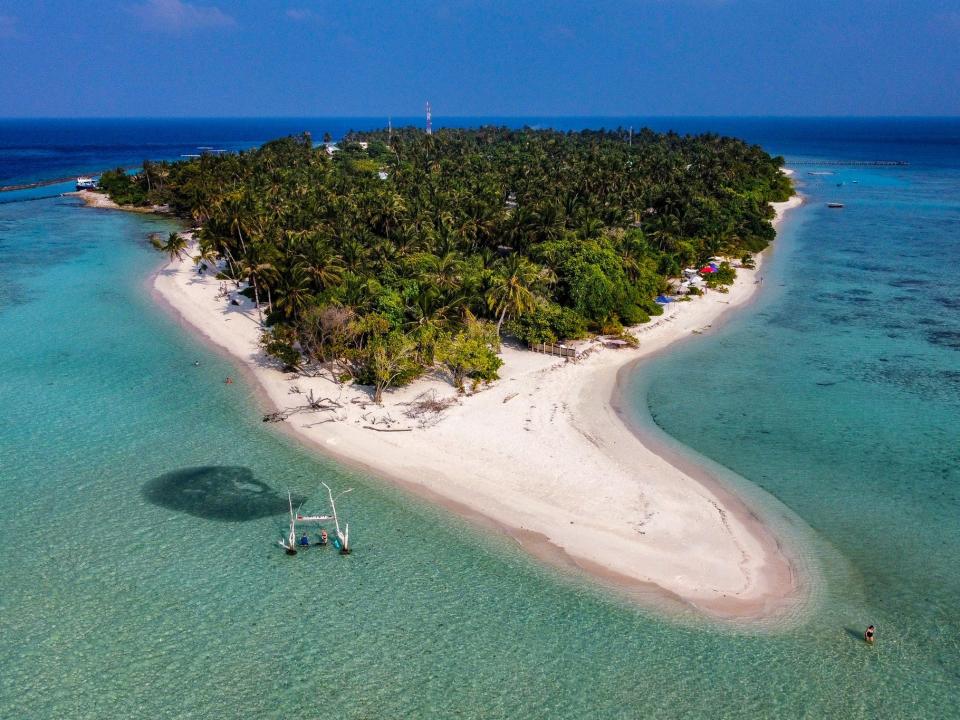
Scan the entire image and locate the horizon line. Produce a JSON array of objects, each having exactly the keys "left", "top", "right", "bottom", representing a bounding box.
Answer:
[{"left": 2, "top": 114, "right": 960, "bottom": 121}]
